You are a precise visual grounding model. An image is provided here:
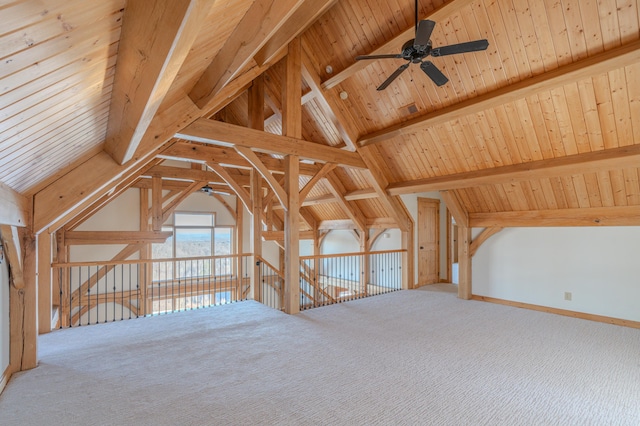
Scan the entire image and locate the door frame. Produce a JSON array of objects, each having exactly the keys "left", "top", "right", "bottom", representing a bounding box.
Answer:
[{"left": 417, "top": 197, "right": 440, "bottom": 286}]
